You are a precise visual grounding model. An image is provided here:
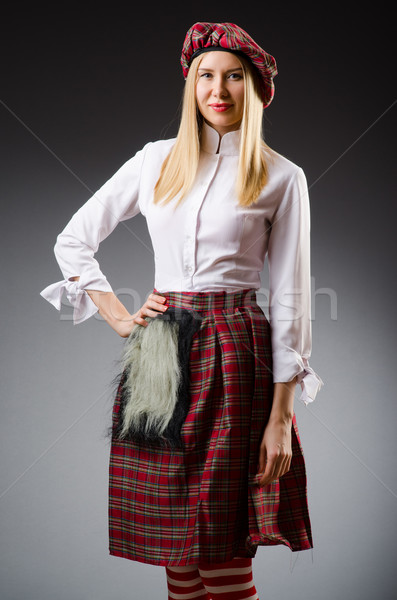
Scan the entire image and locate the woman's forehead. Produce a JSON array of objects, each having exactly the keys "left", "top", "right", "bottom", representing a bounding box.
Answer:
[{"left": 198, "top": 51, "right": 243, "bottom": 70}]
